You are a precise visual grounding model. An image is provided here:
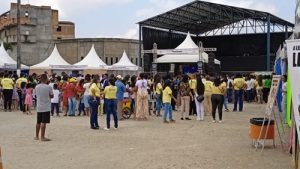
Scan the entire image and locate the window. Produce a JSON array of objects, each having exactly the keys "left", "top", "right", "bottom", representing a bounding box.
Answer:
[
  {"left": 56, "top": 26, "right": 62, "bottom": 32},
  {"left": 131, "top": 57, "right": 133, "bottom": 63},
  {"left": 105, "top": 57, "right": 108, "bottom": 64},
  {"left": 136, "top": 58, "right": 138, "bottom": 65},
  {"left": 81, "top": 57, "right": 84, "bottom": 60},
  {"left": 57, "top": 37, "right": 62, "bottom": 40},
  {"left": 115, "top": 57, "right": 119, "bottom": 63},
  {"left": 111, "top": 58, "right": 113, "bottom": 65}
]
